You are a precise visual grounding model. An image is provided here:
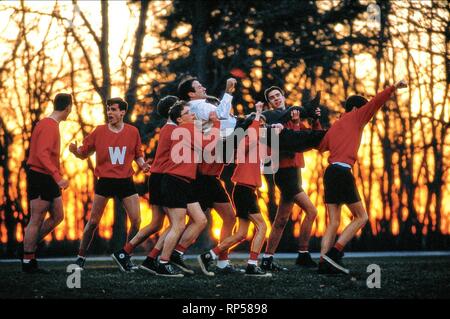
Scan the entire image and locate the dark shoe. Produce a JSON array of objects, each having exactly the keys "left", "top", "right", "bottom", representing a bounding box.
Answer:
[
  {"left": 111, "top": 249, "right": 133, "bottom": 272},
  {"left": 216, "top": 263, "right": 245, "bottom": 275},
  {"left": 156, "top": 262, "right": 184, "bottom": 277},
  {"left": 245, "top": 264, "right": 272, "bottom": 277},
  {"left": 261, "top": 256, "right": 288, "bottom": 272},
  {"left": 128, "top": 258, "right": 139, "bottom": 271},
  {"left": 22, "top": 259, "right": 50, "bottom": 274},
  {"left": 337, "top": 251, "right": 345, "bottom": 263},
  {"left": 197, "top": 252, "right": 215, "bottom": 276},
  {"left": 323, "top": 248, "right": 349, "bottom": 275},
  {"left": 170, "top": 251, "right": 194, "bottom": 275},
  {"left": 139, "top": 257, "right": 158, "bottom": 275},
  {"left": 318, "top": 261, "right": 341, "bottom": 274},
  {"left": 75, "top": 256, "right": 86, "bottom": 271},
  {"left": 295, "top": 252, "right": 317, "bottom": 268}
]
